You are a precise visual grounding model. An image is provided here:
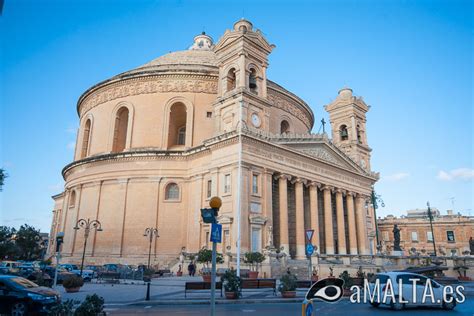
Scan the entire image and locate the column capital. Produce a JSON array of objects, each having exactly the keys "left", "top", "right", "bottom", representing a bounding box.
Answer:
[
  {"left": 321, "top": 185, "right": 334, "bottom": 192},
  {"left": 308, "top": 181, "right": 321, "bottom": 189},
  {"left": 274, "top": 173, "right": 292, "bottom": 181},
  {"left": 292, "top": 177, "right": 307, "bottom": 186},
  {"left": 263, "top": 168, "right": 276, "bottom": 175},
  {"left": 346, "top": 191, "right": 356, "bottom": 197},
  {"left": 334, "top": 188, "right": 346, "bottom": 195}
]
